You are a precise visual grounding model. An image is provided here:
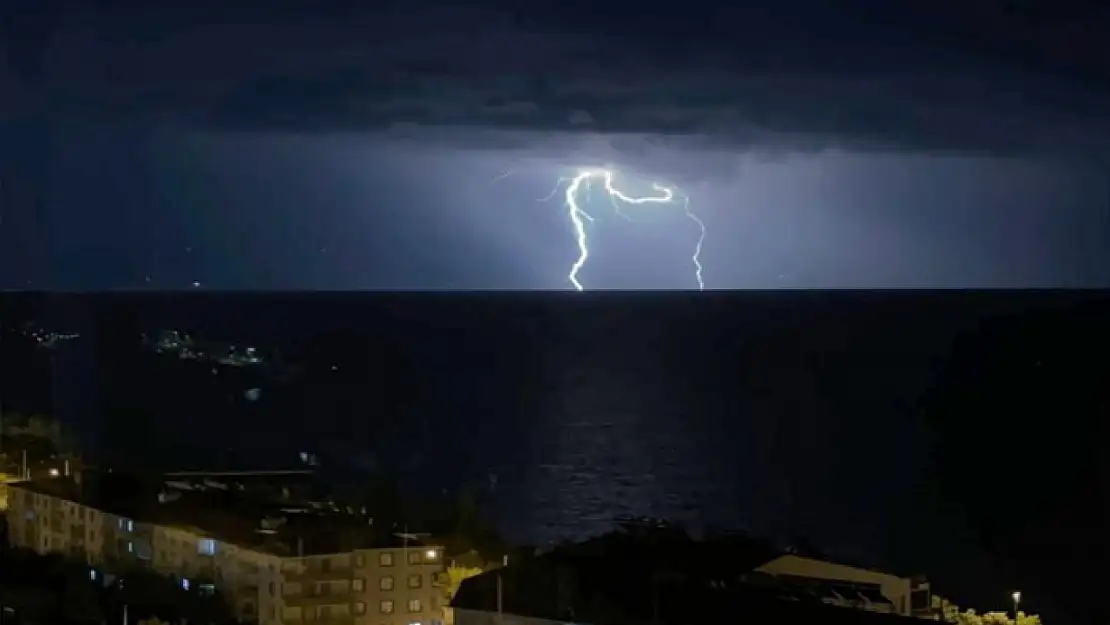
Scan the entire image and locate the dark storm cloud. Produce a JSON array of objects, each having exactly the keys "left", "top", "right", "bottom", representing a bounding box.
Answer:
[{"left": 12, "top": 1, "right": 1110, "bottom": 159}]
